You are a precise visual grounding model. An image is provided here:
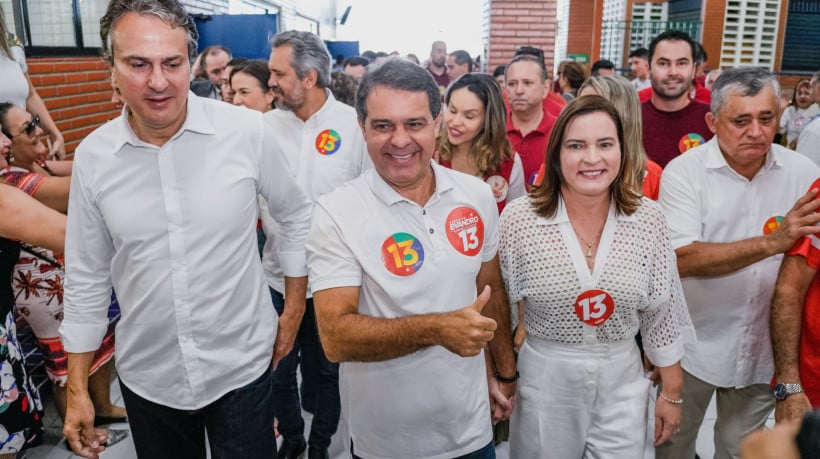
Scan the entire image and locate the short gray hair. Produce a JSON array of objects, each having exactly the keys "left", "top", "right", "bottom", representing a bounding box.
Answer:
[
  {"left": 710, "top": 67, "right": 780, "bottom": 115},
  {"left": 354, "top": 56, "right": 441, "bottom": 122},
  {"left": 100, "top": 0, "right": 198, "bottom": 66},
  {"left": 271, "top": 30, "right": 332, "bottom": 89}
]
